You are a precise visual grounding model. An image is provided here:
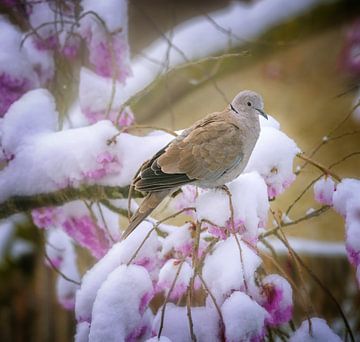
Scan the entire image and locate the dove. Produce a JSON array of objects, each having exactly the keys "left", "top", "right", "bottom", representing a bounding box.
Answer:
[{"left": 122, "top": 90, "right": 268, "bottom": 239}]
